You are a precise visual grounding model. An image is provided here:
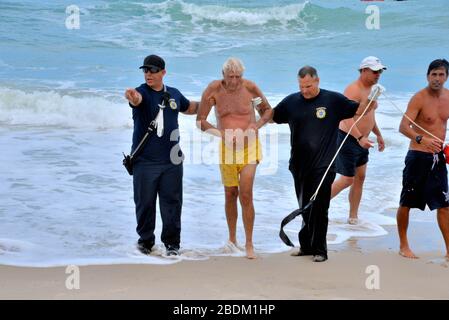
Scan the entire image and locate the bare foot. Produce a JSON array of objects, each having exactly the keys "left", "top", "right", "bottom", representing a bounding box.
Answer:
[
  {"left": 224, "top": 241, "right": 242, "bottom": 254},
  {"left": 228, "top": 240, "right": 245, "bottom": 252},
  {"left": 399, "top": 247, "right": 419, "bottom": 259},
  {"left": 245, "top": 244, "right": 257, "bottom": 259}
]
